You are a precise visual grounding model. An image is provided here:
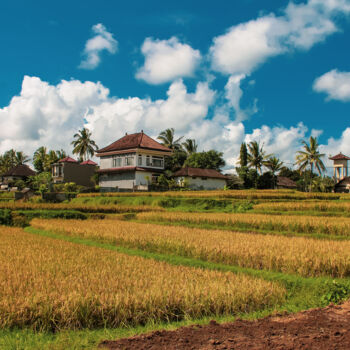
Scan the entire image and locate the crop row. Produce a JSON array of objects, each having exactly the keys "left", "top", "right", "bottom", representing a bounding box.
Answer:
[
  {"left": 137, "top": 211, "right": 350, "bottom": 236},
  {"left": 0, "top": 202, "right": 163, "bottom": 213},
  {"left": 31, "top": 219, "right": 350, "bottom": 277},
  {"left": 0, "top": 227, "right": 284, "bottom": 331},
  {"left": 253, "top": 201, "right": 350, "bottom": 213},
  {"left": 77, "top": 190, "right": 341, "bottom": 200}
]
